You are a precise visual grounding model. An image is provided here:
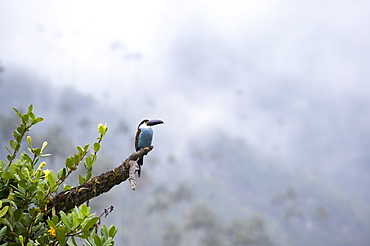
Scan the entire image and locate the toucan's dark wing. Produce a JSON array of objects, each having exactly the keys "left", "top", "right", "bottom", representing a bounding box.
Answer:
[
  {"left": 135, "top": 128, "right": 143, "bottom": 177},
  {"left": 135, "top": 129, "right": 141, "bottom": 151}
]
